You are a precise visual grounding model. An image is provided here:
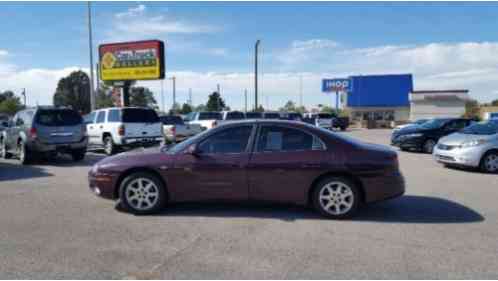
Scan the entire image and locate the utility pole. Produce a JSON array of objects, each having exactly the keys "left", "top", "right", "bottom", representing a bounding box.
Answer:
[
  {"left": 87, "top": 1, "right": 95, "bottom": 111},
  {"left": 21, "top": 88, "right": 26, "bottom": 106},
  {"left": 161, "top": 80, "right": 165, "bottom": 113},
  {"left": 254, "top": 40, "right": 260, "bottom": 111},
  {"left": 169, "top": 76, "right": 176, "bottom": 113},
  {"left": 244, "top": 89, "right": 248, "bottom": 113},
  {"left": 188, "top": 88, "right": 193, "bottom": 106}
]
